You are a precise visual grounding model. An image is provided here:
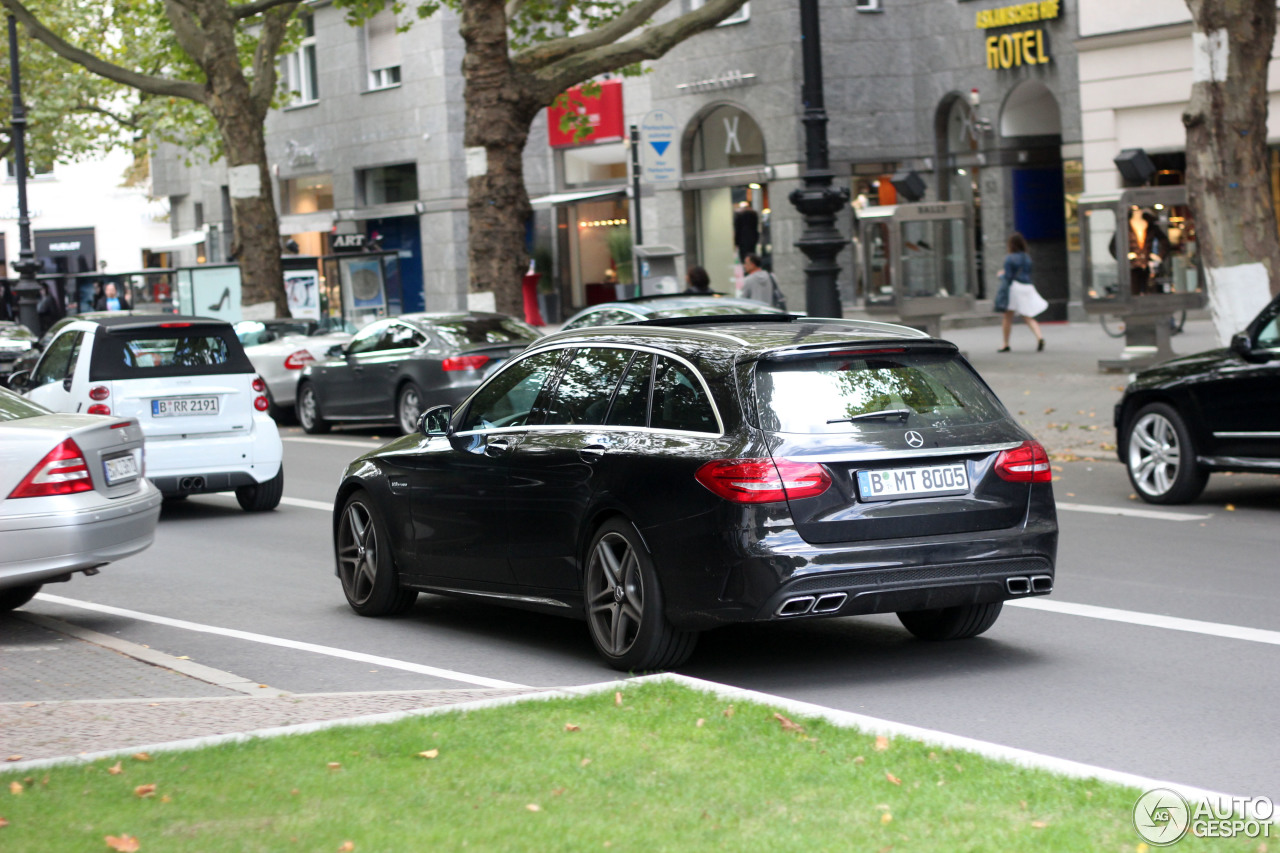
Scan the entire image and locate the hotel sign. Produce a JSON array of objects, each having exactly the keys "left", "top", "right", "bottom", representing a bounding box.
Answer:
[{"left": 977, "top": 0, "right": 1059, "bottom": 70}]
